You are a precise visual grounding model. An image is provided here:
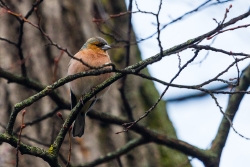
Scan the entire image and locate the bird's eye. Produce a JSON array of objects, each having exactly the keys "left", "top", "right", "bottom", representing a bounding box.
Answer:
[{"left": 95, "top": 43, "right": 103, "bottom": 47}]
